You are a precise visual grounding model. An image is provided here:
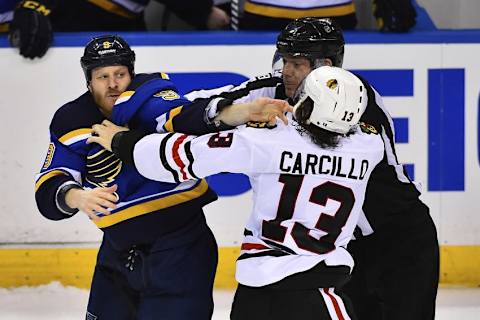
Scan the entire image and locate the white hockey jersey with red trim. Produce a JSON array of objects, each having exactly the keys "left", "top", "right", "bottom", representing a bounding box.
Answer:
[{"left": 132, "top": 121, "right": 384, "bottom": 286}]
